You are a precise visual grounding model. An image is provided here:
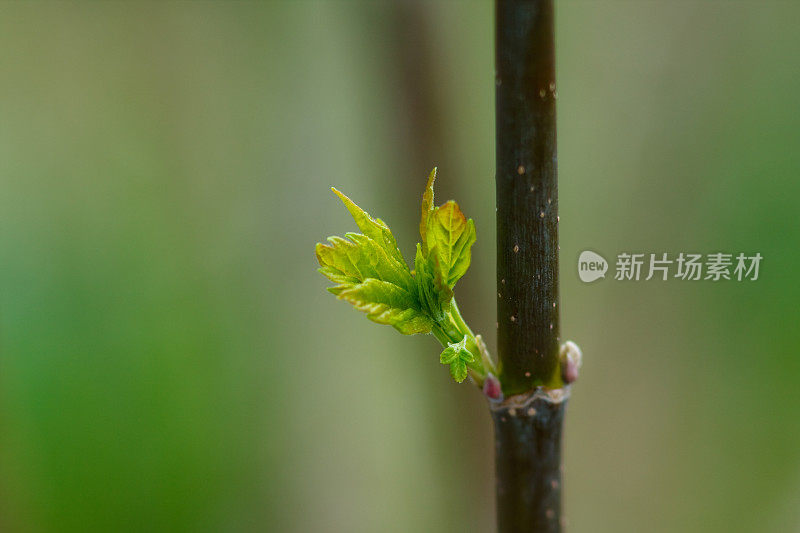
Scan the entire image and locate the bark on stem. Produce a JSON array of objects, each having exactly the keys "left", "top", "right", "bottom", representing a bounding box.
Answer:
[
  {"left": 494, "top": 1, "right": 566, "bottom": 531},
  {"left": 495, "top": 0, "right": 560, "bottom": 393},
  {"left": 492, "top": 389, "right": 568, "bottom": 533}
]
